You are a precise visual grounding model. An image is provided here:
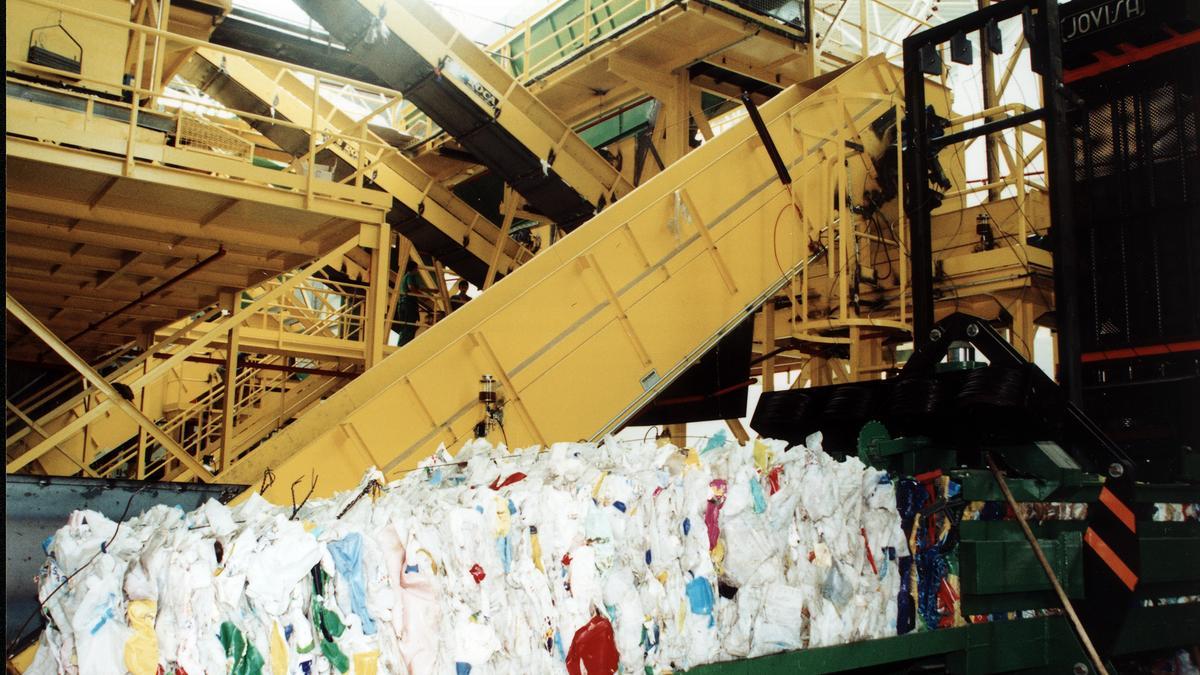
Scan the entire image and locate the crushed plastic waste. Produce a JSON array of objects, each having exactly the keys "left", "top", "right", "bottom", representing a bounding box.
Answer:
[{"left": 28, "top": 432, "right": 907, "bottom": 674}]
